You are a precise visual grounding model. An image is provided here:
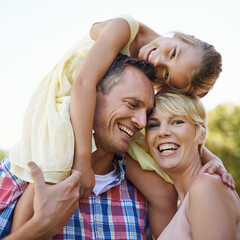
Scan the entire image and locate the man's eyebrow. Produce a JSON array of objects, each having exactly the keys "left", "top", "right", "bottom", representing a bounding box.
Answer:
[{"left": 124, "top": 97, "right": 145, "bottom": 105}]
